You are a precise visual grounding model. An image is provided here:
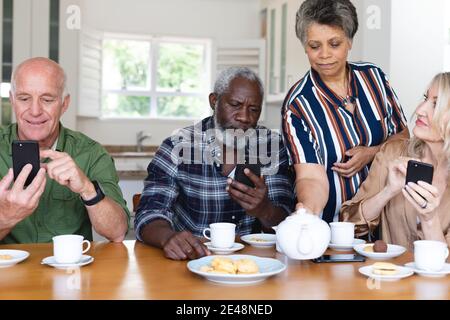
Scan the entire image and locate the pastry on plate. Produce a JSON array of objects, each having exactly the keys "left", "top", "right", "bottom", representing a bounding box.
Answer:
[
  {"left": 234, "top": 258, "right": 259, "bottom": 274},
  {"left": 372, "top": 262, "right": 398, "bottom": 275},
  {"left": 373, "top": 240, "right": 388, "bottom": 253}
]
